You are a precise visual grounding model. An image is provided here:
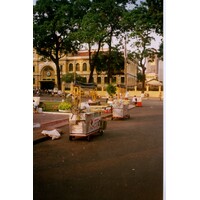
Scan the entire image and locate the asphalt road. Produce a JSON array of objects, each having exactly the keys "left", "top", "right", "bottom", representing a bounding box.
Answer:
[{"left": 33, "top": 99, "right": 163, "bottom": 200}]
